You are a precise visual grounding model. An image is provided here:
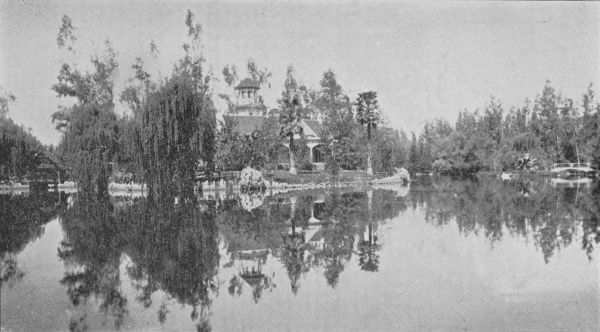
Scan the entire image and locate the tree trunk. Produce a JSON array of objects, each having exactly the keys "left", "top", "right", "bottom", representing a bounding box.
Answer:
[
  {"left": 366, "top": 141, "right": 373, "bottom": 175},
  {"left": 289, "top": 135, "right": 297, "bottom": 175},
  {"left": 366, "top": 123, "right": 373, "bottom": 175}
]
